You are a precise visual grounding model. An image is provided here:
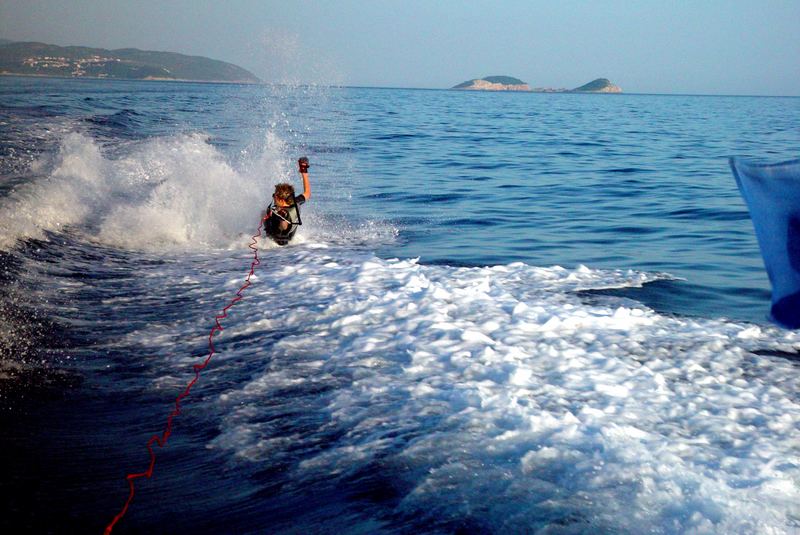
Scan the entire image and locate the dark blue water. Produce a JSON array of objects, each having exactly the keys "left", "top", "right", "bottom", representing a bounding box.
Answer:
[
  {"left": 1, "top": 77, "right": 800, "bottom": 534},
  {"left": 3, "top": 77, "right": 798, "bottom": 323},
  {"left": 345, "top": 89, "right": 800, "bottom": 323}
]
